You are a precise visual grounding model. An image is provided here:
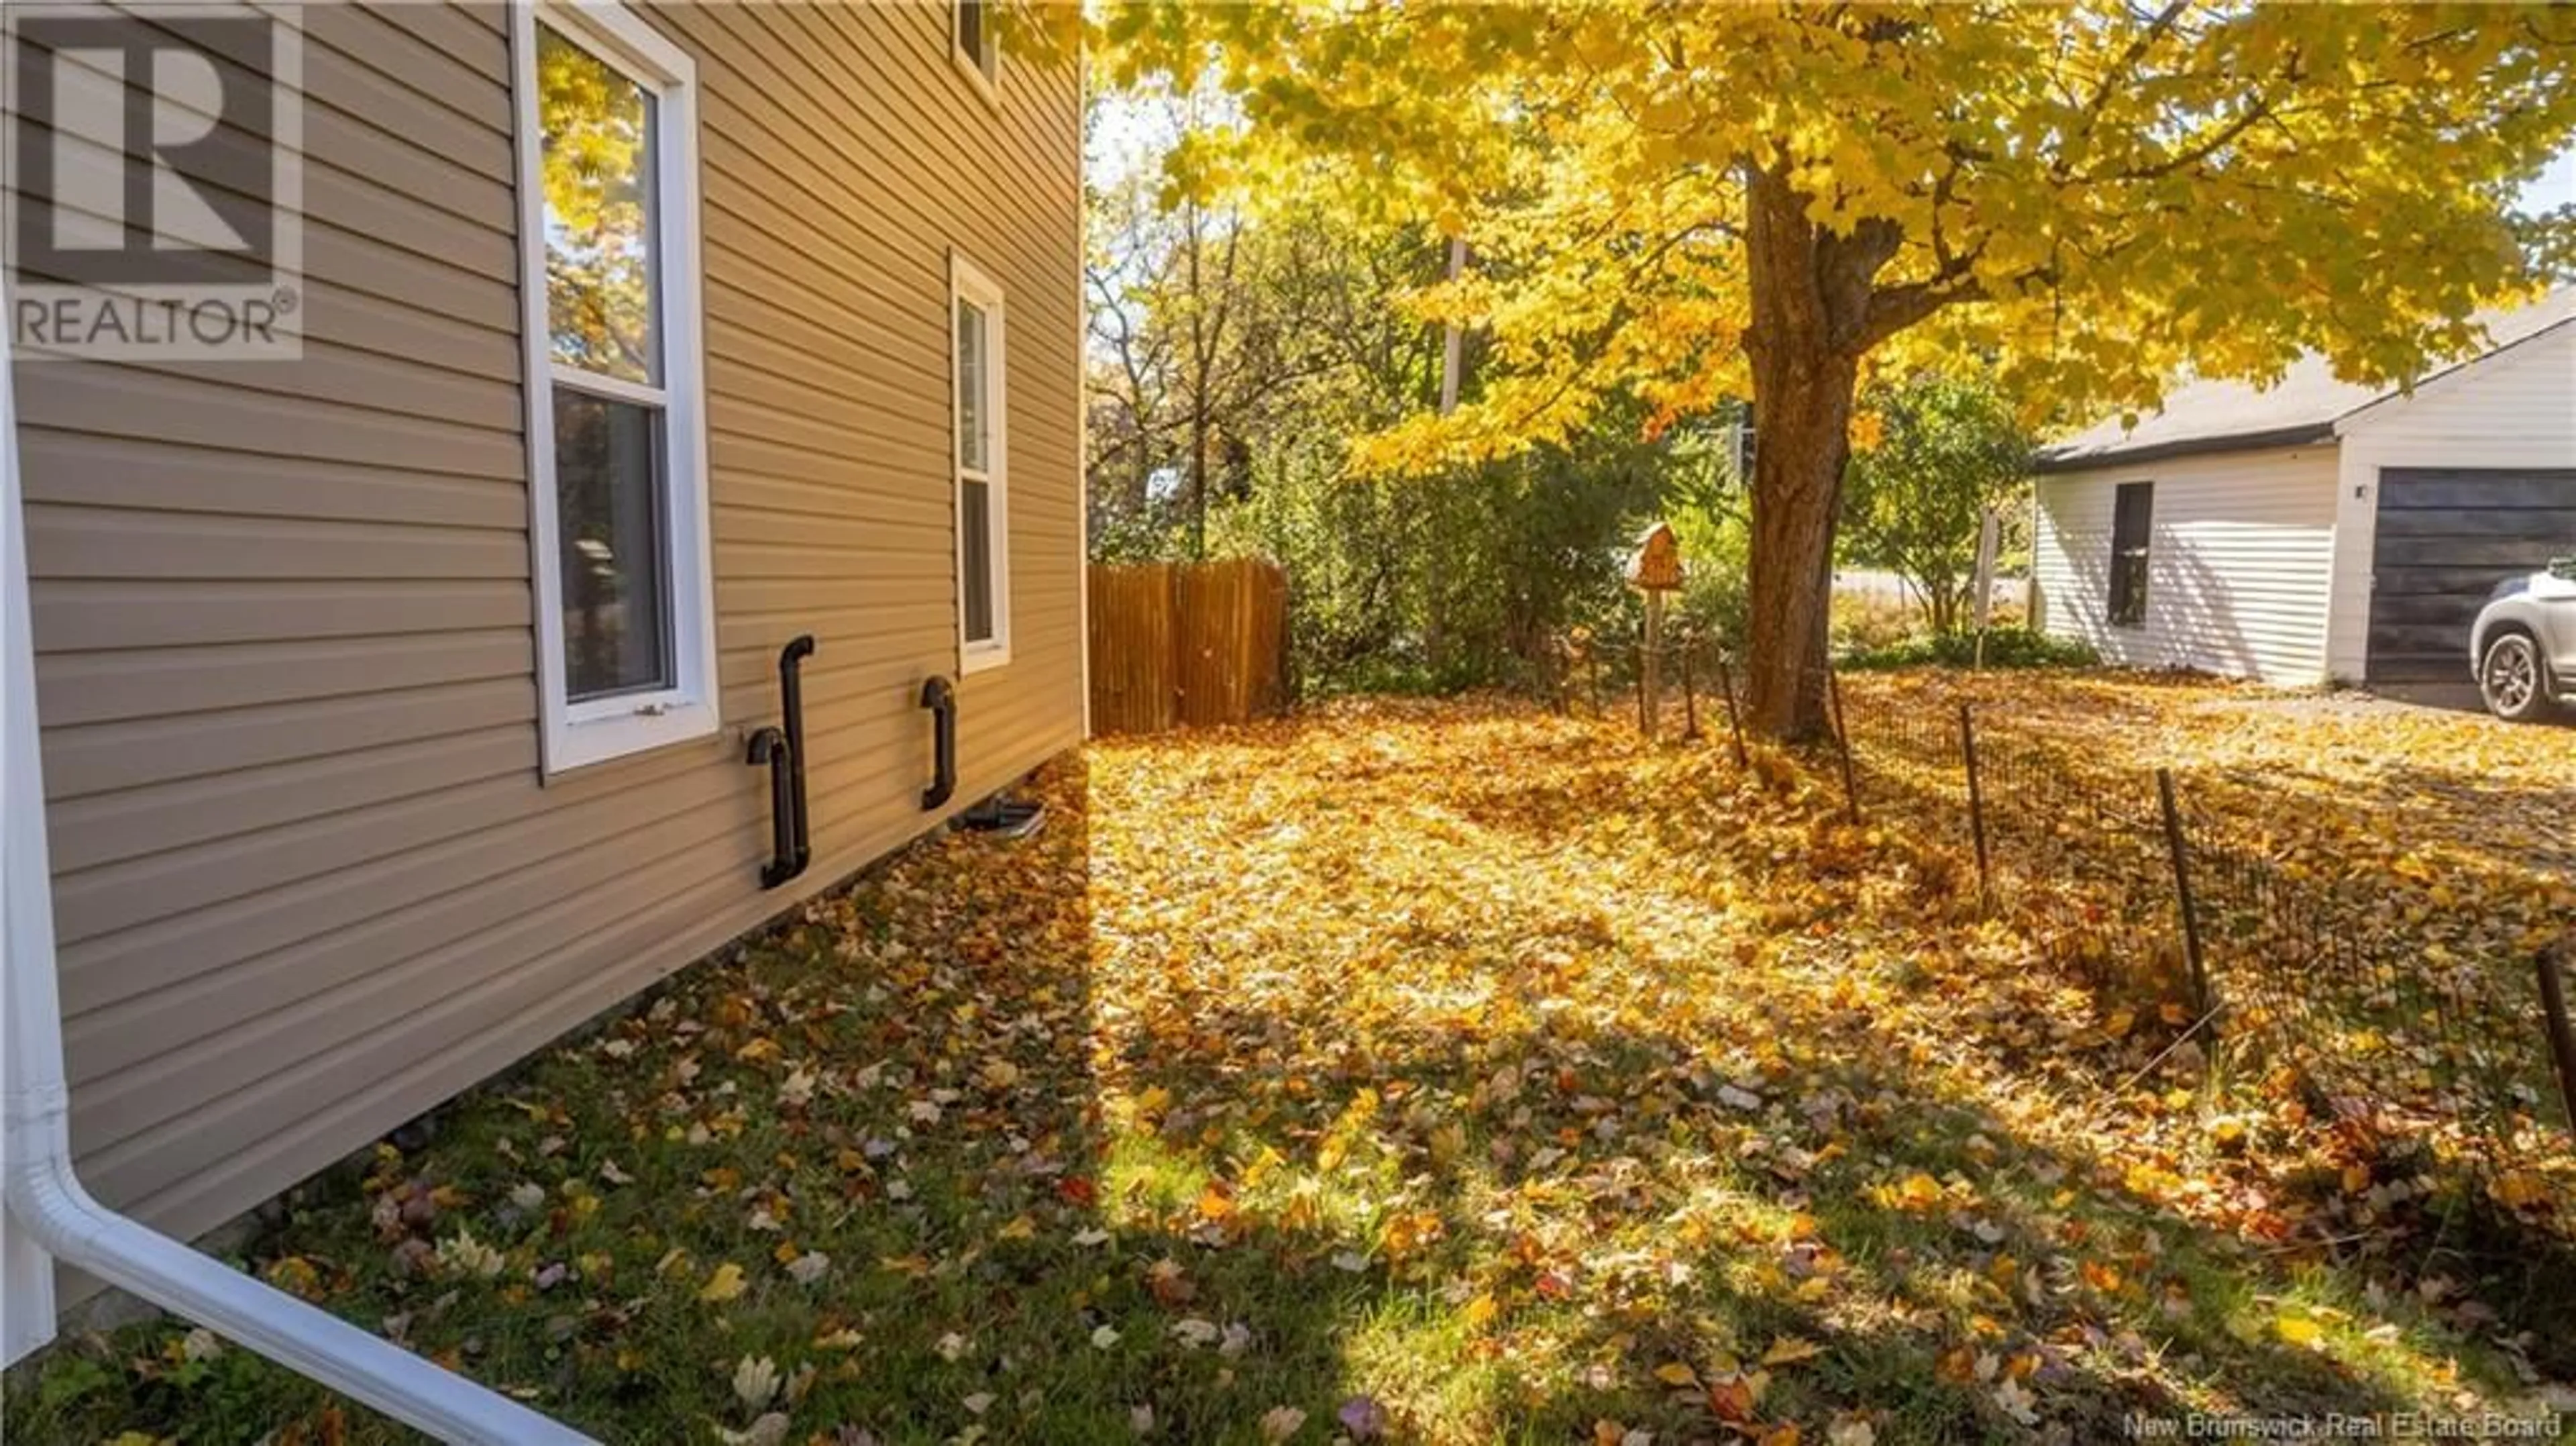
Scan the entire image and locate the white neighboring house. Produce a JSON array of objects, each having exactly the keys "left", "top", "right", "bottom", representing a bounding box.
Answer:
[{"left": 2029, "top": 289, "right": 2576, "bottom": 687}]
